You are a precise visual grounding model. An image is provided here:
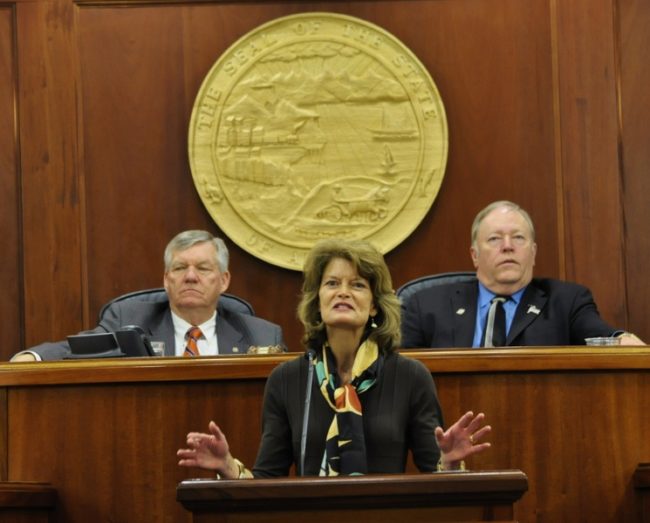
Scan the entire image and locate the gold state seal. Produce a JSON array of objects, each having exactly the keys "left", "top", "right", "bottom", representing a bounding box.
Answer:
[{"left": 189, "top": 12, "right": 448, "bottom": 270}]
